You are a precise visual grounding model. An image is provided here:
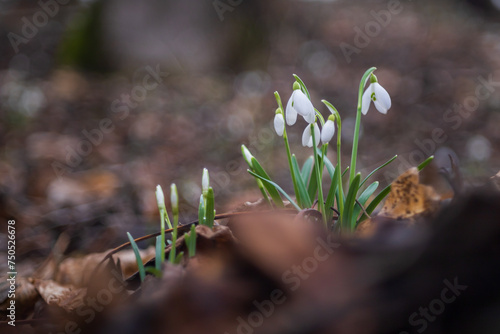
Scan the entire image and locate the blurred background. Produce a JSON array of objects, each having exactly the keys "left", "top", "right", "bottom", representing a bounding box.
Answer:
[{"left": 1, "top": 0, "right": 500, "bottom": 271}]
